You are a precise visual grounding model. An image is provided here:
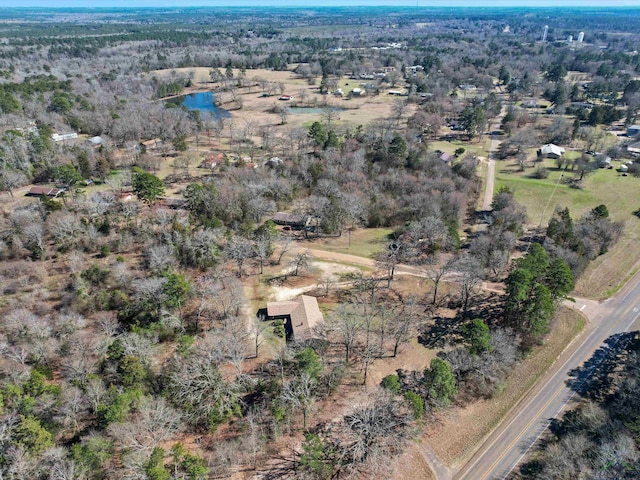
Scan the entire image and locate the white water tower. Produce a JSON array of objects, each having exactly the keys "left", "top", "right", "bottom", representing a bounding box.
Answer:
[
  {"left": 542, "top": 25, "right": 549, "bottom": 42},
  {"left": 578, "top": 31, "right": 585, "bottom": 43}
]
